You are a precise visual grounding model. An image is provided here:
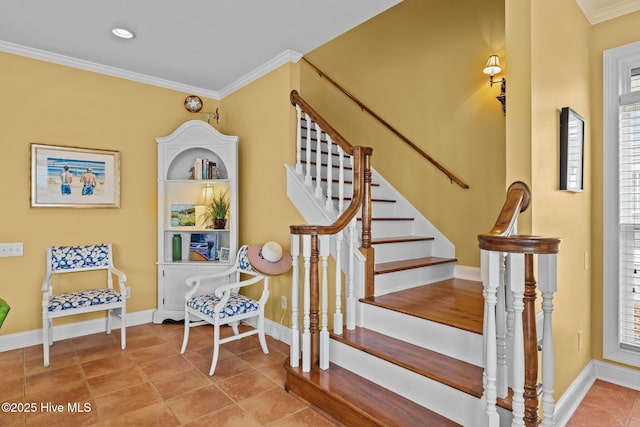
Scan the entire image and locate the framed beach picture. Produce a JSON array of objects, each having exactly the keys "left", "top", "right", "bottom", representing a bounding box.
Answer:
[
  {"left": 30, "top": 144, "right": 120, "bottom": 208},
  {"left": 189, "top": 233, "right": 218, "bottom": 261}
]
